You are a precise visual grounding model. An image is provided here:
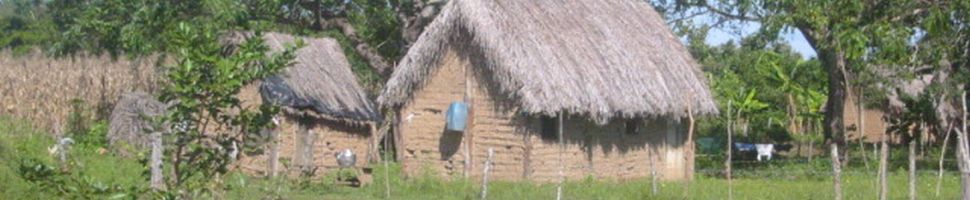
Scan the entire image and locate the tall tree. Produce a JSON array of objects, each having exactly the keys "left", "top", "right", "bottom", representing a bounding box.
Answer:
[{"left": 656, "top": 0, "right": 932, "bottom": 150}]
